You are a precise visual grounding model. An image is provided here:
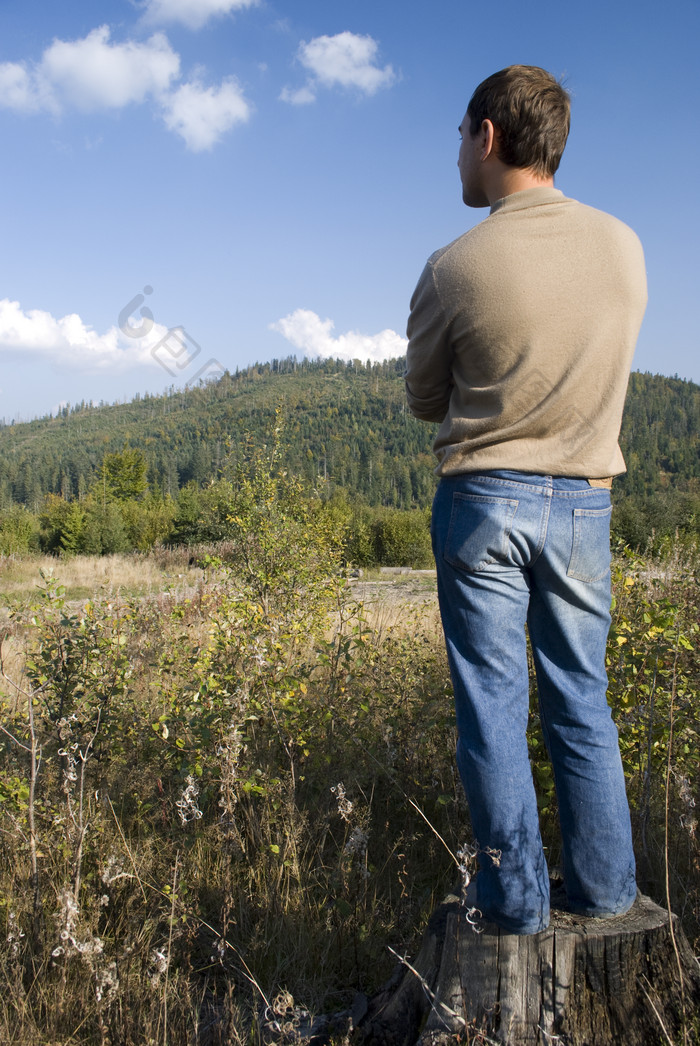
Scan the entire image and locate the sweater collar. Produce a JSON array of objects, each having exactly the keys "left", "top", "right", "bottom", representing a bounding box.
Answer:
[{"left": 489, "top": 187, "right": 567, "bottom": 215}]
